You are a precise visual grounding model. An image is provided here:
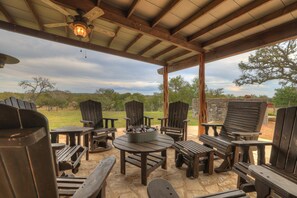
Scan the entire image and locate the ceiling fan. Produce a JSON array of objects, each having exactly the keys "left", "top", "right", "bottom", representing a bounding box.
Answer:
[{"left": 41, "top": 0, "right": 115, "bottom": 40}]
